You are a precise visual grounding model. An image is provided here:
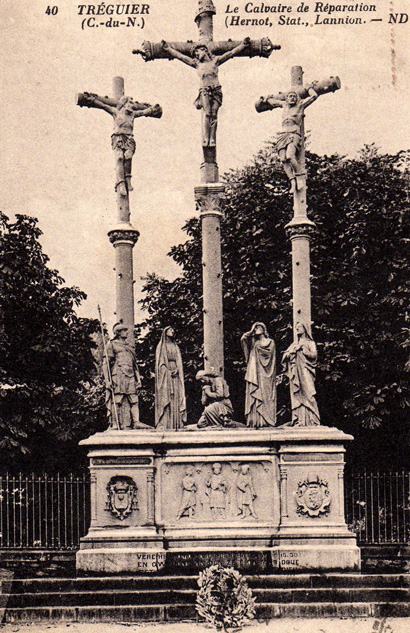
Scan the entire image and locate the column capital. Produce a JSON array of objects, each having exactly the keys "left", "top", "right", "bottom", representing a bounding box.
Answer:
[
  {"left": 286, "top": 219, "right": 316, "bottom": 240},
  {"left": 195, "top": 184, "right": 225, "bottom": 218},
  {"left": 108, "top": 222, "right": 140, "bottom": 246}
]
